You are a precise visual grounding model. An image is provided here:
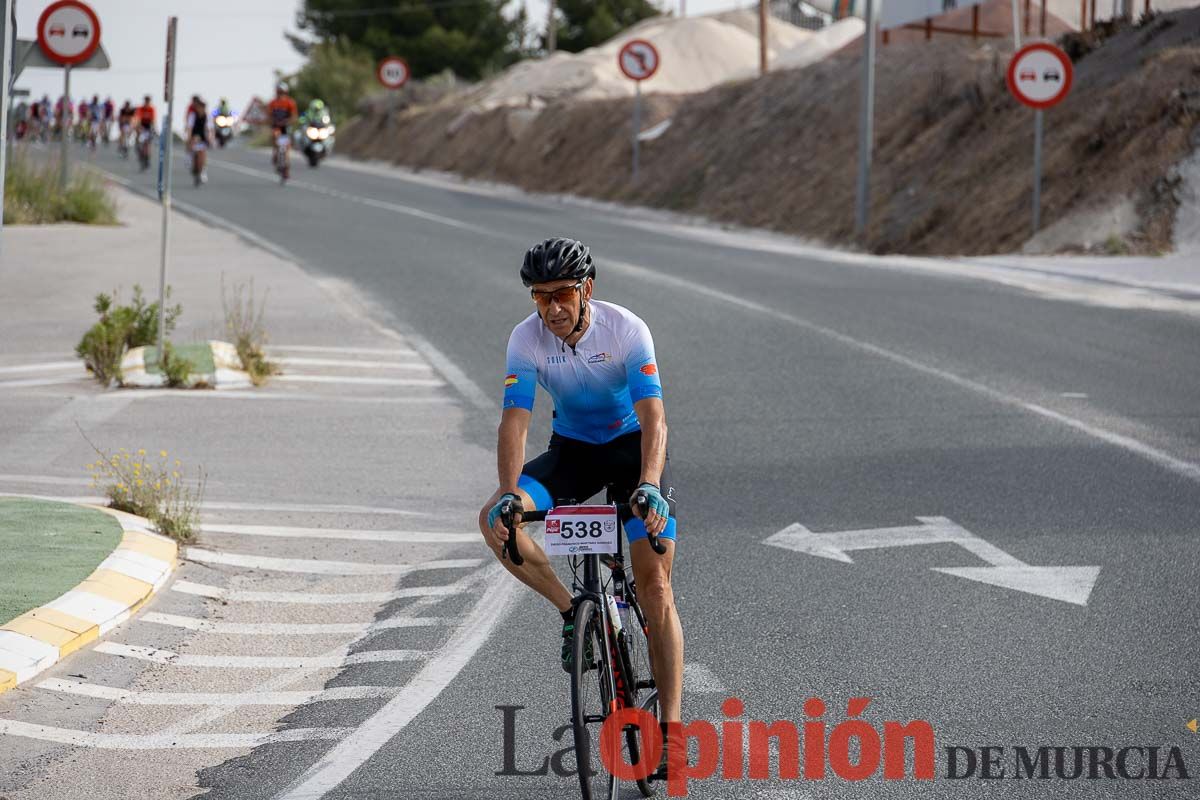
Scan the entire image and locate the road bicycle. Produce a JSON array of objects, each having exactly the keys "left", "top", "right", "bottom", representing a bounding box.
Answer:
[
  {"left": 503, "top": 488, "right": 667, "bottom": 800},
  {"left": 272, "top": 130, "right": 291, "bottom": 184}
]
